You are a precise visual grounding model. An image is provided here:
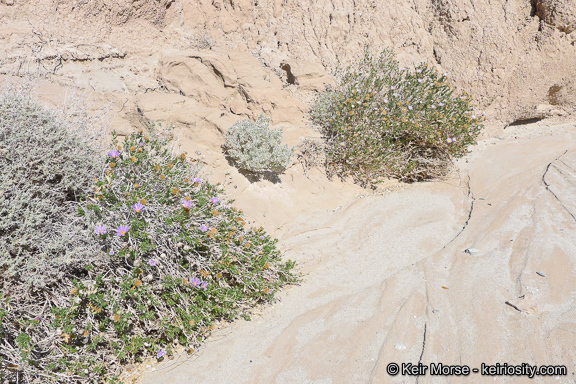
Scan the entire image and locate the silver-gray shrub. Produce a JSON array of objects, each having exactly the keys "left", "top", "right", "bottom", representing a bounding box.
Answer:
[
  {"left": 0, "top": 89, "right": 105, "bottom": 288},
  {"left": 223, "top": 114, "right": 293, "bottom": 175}
]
